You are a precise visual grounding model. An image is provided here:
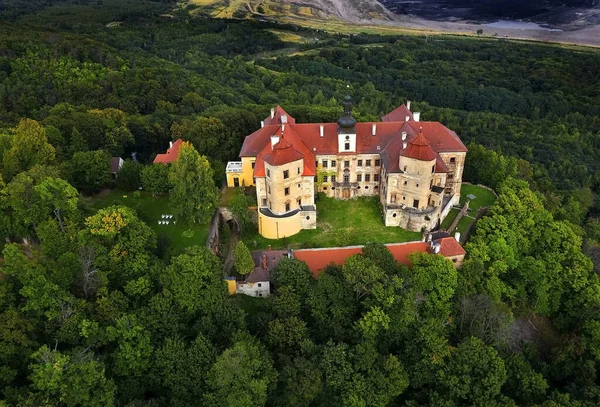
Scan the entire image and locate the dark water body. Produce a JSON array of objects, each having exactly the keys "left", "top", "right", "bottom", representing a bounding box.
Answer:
[{"left": 379, "top": 0, "right": 600, "bottom": 26}]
